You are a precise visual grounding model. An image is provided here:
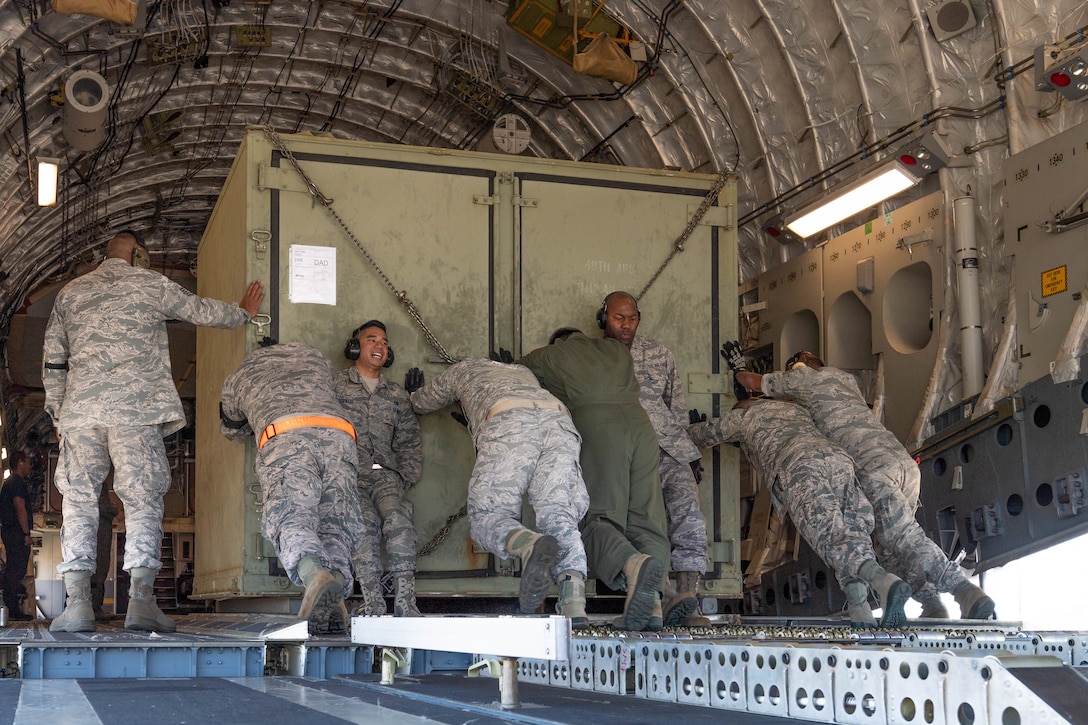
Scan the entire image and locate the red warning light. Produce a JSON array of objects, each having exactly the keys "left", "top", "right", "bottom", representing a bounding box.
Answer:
[
  {"left": 1050, "top": 71, "right": 1072, "bottom": 87},
  {"left": 765, "top": 226, "right": 781, "bottom": 237},
  {"left": 899, "top": 154, "right": 918, "bottom": 166}
]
